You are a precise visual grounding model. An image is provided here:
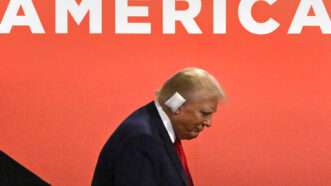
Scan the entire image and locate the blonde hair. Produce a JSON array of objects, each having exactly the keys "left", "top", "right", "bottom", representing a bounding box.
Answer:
[{"left": 156, "top": 68, "right": 225, "bottom": 103}]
